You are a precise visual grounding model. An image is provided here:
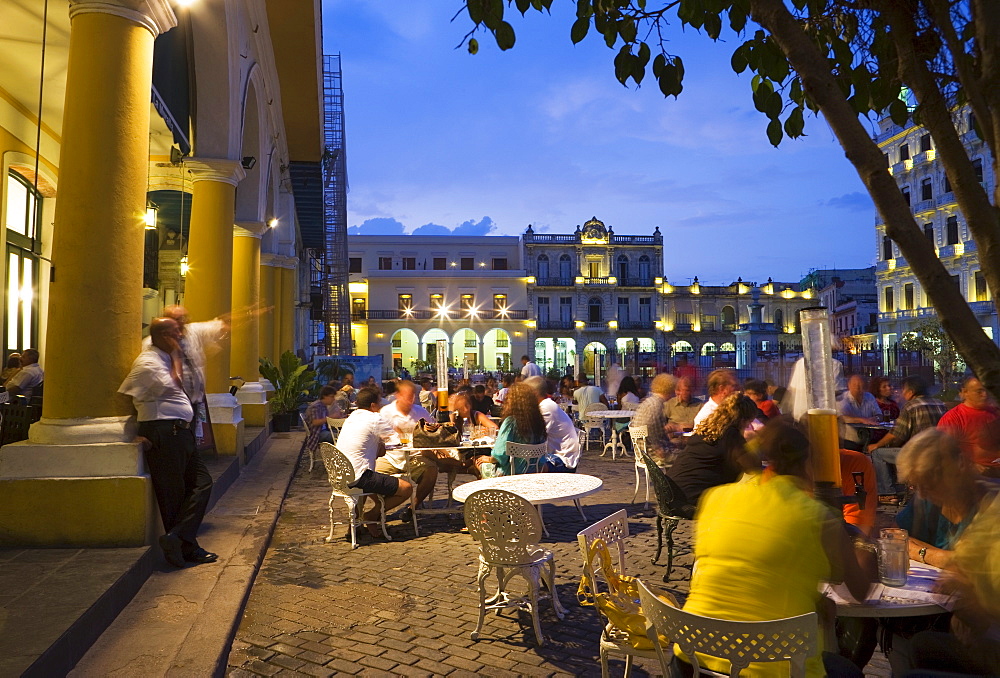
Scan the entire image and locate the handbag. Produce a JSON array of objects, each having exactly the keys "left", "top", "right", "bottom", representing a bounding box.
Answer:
[{"left": 412, "top": 419, "right": 460, "bottom": 448}]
